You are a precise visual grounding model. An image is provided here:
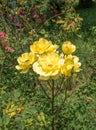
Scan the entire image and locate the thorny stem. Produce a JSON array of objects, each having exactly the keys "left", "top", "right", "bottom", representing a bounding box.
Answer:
[{"left": 51, "top": 79, "right": 55, "bottom": 130}]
